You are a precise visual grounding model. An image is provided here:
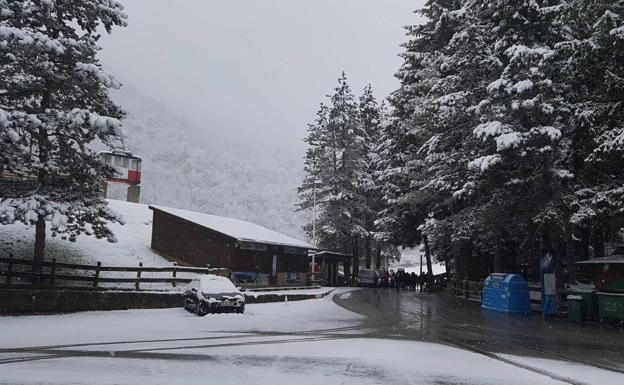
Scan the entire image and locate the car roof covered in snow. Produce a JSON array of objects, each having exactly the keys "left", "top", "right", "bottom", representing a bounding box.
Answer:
[
  {"left": 149, "top": 205, "right": 316, "bottom": 250},
  {"left": 191, "top": 274, "right": 240, "bottom": 294}
]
